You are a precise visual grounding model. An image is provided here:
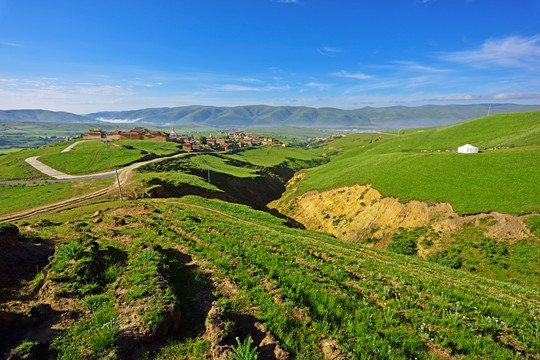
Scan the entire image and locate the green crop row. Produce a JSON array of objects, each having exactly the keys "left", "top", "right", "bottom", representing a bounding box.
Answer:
[
  {"left": 111, "top": 197, "right": 539, "bottom": 359},
  {"left": 17, "top": 196, "right": 540, "bottom": 359}
]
